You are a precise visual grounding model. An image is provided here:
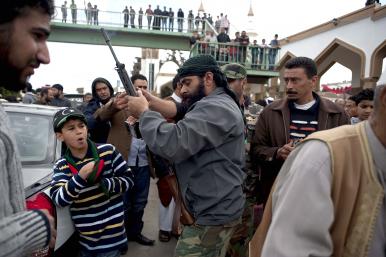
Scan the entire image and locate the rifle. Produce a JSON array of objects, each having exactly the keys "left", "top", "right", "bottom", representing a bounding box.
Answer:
[
  {"left": 101, "top": 28, "right": 137, "bottom": 96},
  {"left": 101, "top": 28, "right": 141, "bottom": 138}
]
